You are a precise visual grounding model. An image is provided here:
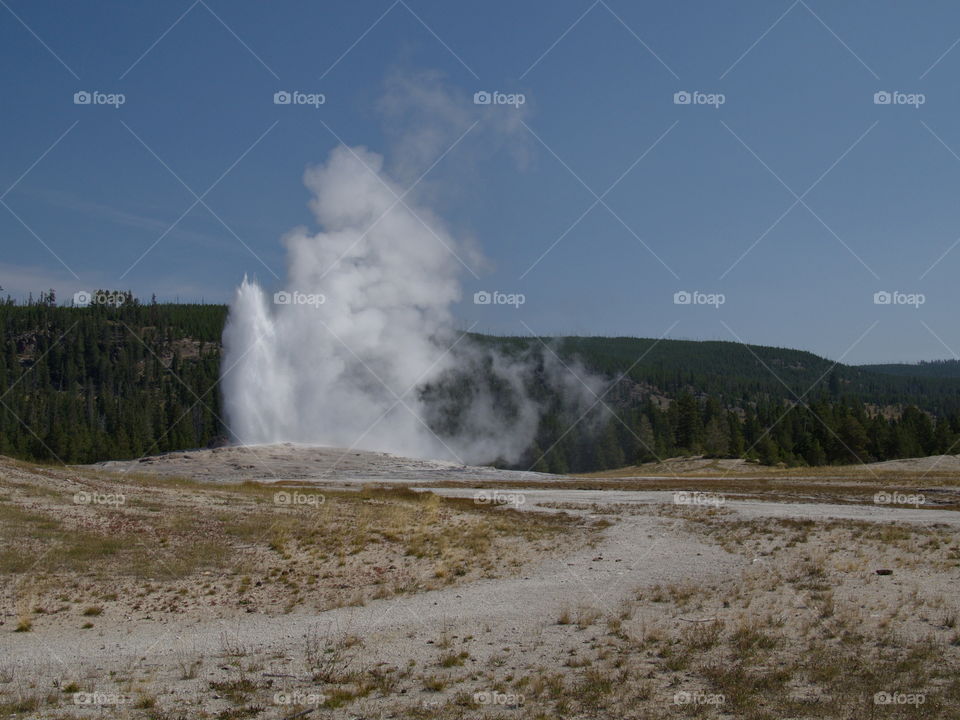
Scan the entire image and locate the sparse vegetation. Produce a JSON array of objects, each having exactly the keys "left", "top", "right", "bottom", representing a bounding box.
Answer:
[
  {"left": 0, "top": 457, "right": 585, "bottom": 627},
  {"left": 4, "top": 452, "right": 960, "bottom": 718}
]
